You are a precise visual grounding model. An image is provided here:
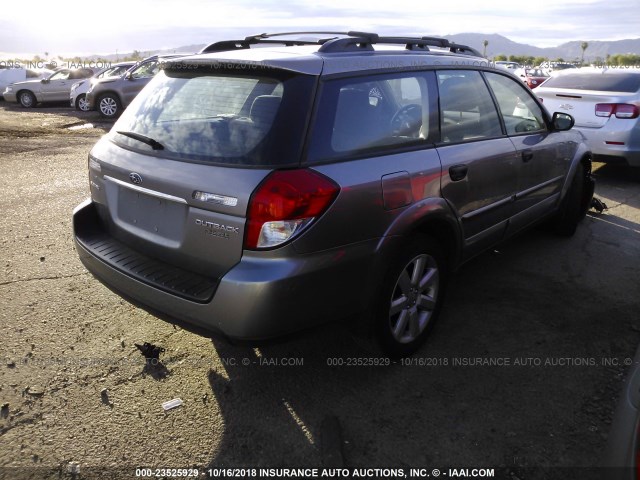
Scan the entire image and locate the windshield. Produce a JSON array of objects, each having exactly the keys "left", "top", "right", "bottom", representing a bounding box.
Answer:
[
  {"left": 111, "top": 67, "right": 315, "bottom": 166},
  {"left": 131, "top": 60, "right": 161, "bottom": 79},
  {"left": 543, "top": 73, "right": 640, "bottom": 92},
  {"left": 527, "top": 69, "right": 548, "bottom": 77},
  {"left": 98, "top": 65, "right": 131, "bottom": 79}
]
